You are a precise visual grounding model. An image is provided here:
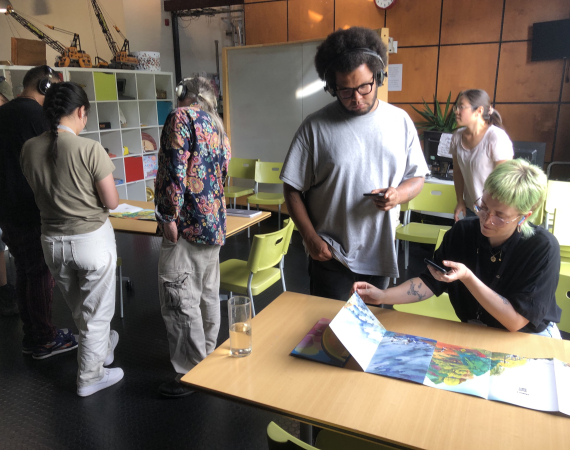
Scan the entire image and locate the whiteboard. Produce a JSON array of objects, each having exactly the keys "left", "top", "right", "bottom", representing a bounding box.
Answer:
[{"left": 226, "top": 40, "right": 332, "bottom": 164}]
